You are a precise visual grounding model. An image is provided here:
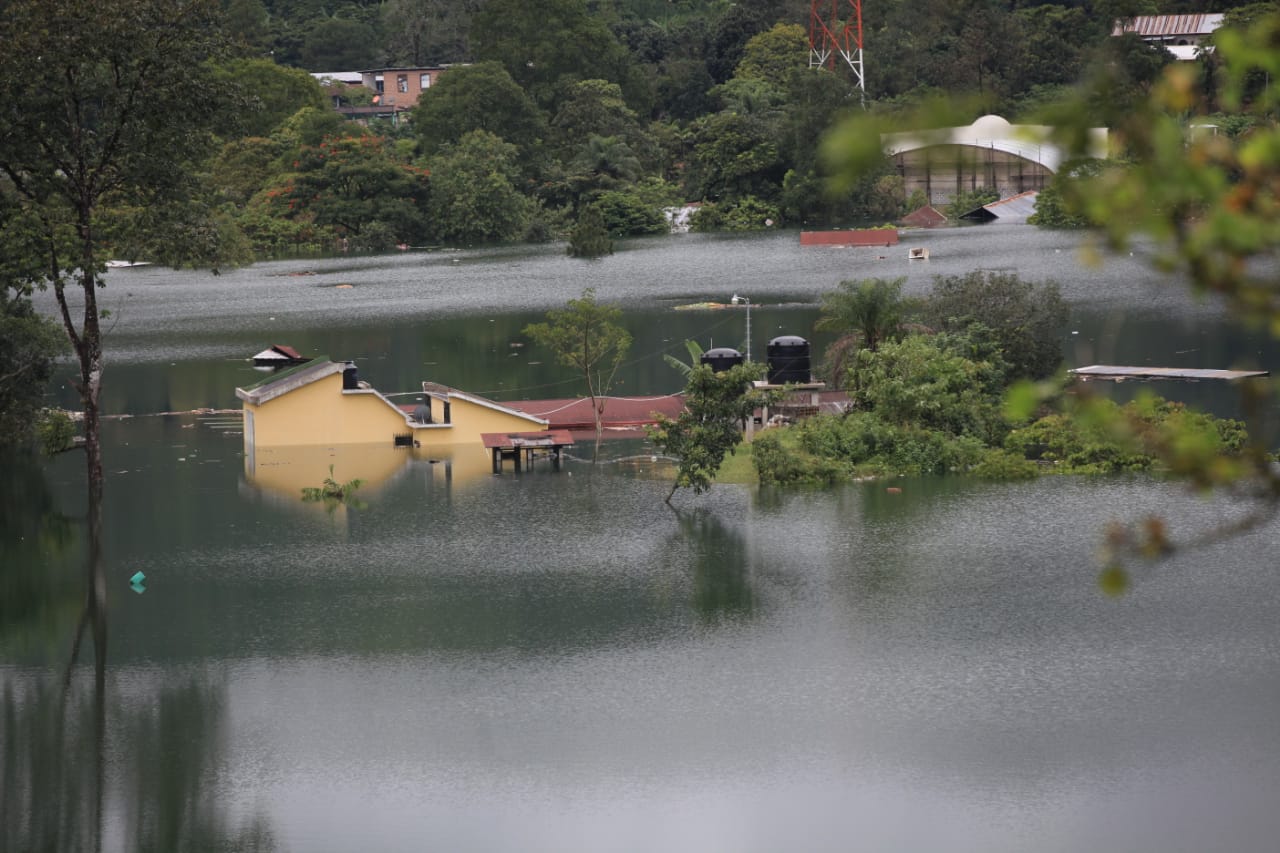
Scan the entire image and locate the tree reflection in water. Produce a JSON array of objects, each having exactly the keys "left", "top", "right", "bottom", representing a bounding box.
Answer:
[
  {"left": 675, "top": 509, "right": 756, "bottom": 621},
  {"left": 1, "top": 453, "right": 275, "bottom": 853}
]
